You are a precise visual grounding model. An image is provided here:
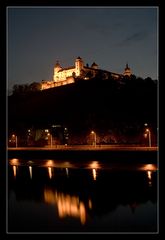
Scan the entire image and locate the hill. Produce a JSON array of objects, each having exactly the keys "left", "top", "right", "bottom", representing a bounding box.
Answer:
[{"left": 8, "top": 76, "right": 157, "bottom": 144}]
